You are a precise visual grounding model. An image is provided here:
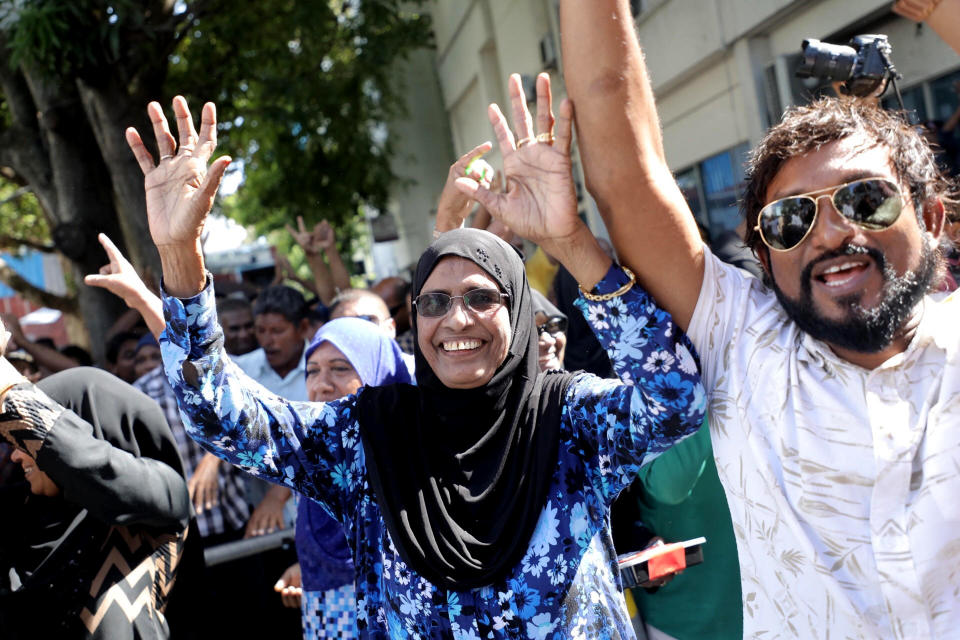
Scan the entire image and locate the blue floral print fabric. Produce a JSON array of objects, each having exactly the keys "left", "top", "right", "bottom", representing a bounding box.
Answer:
[{"left": 160, "top": 265, "right": 706, "bottom": 639}]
